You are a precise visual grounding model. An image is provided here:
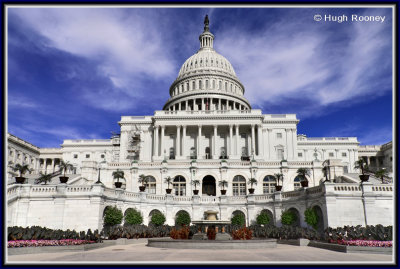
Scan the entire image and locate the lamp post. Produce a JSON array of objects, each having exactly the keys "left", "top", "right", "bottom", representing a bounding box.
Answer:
[{"left": 96, "top": 160, "right": 106, "bottom": 184}]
